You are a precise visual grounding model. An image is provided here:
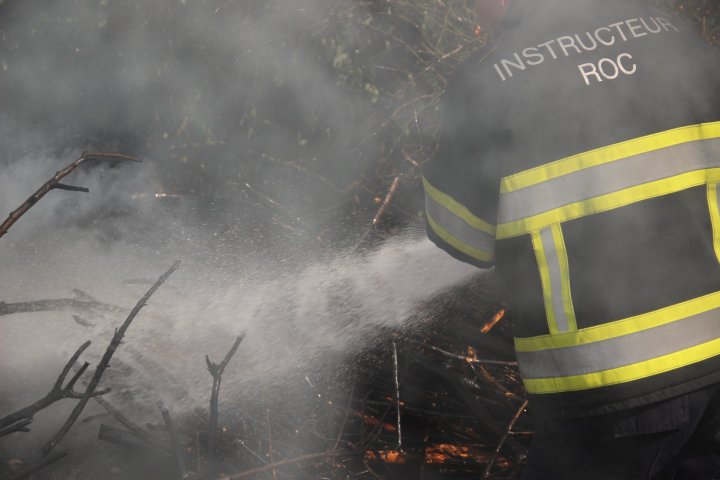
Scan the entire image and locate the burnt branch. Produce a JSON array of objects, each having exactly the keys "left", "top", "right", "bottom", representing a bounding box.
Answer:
[
  {"left": 0, "top": 290, "right": 124, "bottom": 318},
  {"left": 40, "top": 260, "right": 181, "bottom": 457},
  {"left": 92, "top": 394, "right": 163, "bottom": 449},
  {"left": 205, "top": 334, "right": 245, "bottom": 457},
  {"left": 0, "top": 151, "right": 140, "bottom": 239},
  {"left": 0, "top": 341, "right": 108, "bottom": 437},
  {"left": 482, "top": 399, "right": 529, "bottom": 479}
]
